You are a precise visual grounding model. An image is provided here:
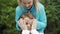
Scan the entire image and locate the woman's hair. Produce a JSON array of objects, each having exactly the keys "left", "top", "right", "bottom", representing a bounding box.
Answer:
[{"left": 17, "top": 0, "right": 39, "bottom": 12}]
